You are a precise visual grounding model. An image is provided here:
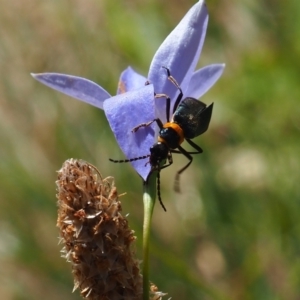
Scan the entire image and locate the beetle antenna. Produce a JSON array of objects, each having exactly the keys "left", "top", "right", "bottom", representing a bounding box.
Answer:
[
  {"left": 156, "top": 169, "right": 167, "bottom": 212},
  {"left": 109, "top": 155, "right": 150, "bottom": 163}
]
